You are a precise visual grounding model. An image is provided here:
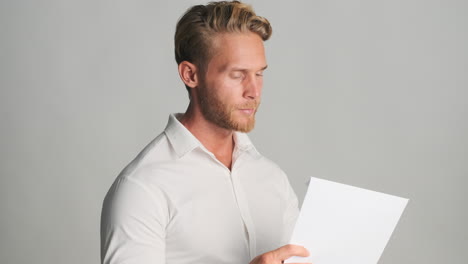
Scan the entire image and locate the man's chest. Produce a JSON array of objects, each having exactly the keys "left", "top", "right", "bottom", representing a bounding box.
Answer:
[{"left": 158, "top": 162, "right": 286, "bottom": 263}]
